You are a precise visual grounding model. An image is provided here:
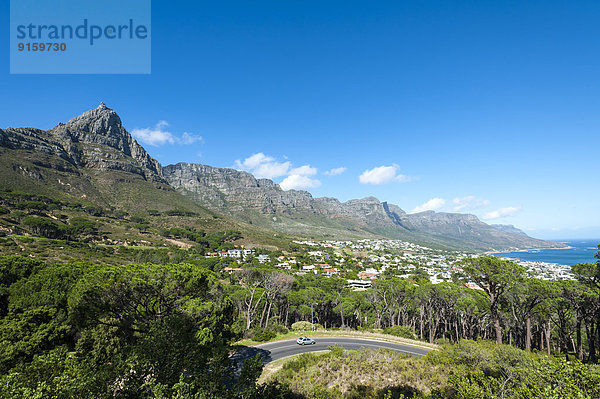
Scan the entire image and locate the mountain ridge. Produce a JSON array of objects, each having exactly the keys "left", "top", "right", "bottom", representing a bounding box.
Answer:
[
  {"left": 1, "top": 104, "right": 563, "bottom": 251},
  {"left": 163, "top": 162, "right": 562, "bottom": 251}
]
